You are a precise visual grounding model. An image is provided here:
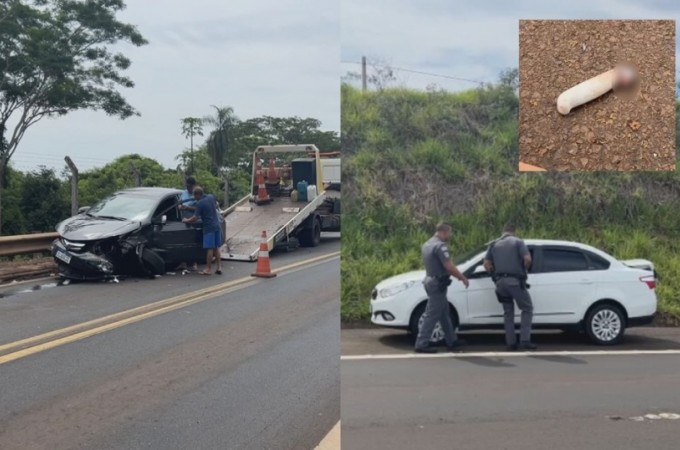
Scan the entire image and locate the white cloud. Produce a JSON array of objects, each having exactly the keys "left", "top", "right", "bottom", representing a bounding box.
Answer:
[{"left": 342, "top": 0, "right": 679, "bottom": 91}]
